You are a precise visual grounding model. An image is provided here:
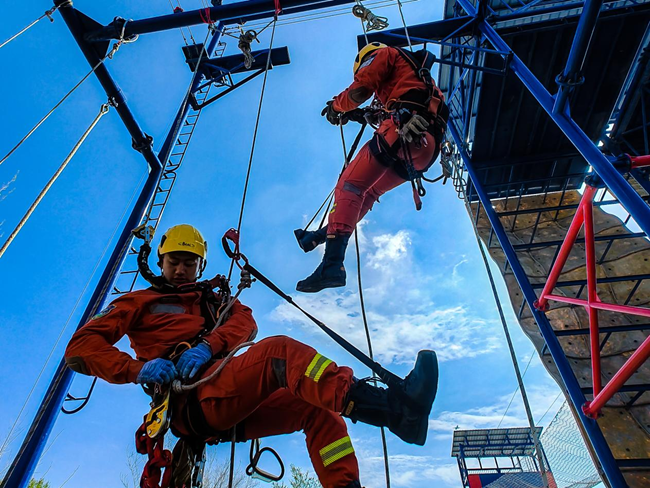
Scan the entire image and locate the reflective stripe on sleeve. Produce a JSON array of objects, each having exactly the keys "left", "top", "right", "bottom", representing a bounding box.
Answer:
[
  {"left": 305, "top": 353, "right": 333, "bottom": 382},
  {"left": 319, "top": 436, "right": 355, "bottom": 467}
]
